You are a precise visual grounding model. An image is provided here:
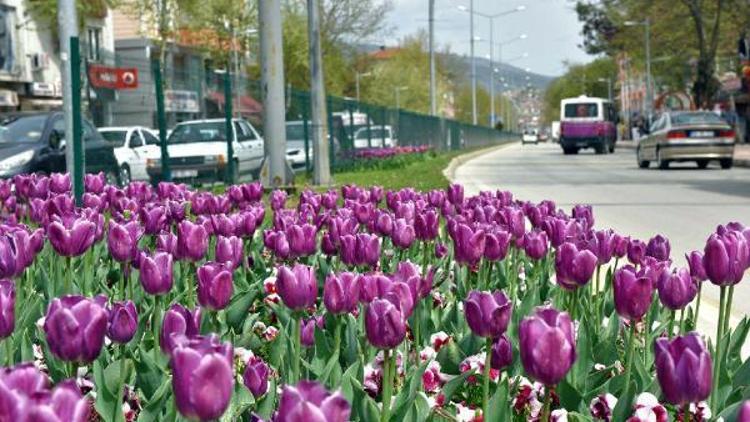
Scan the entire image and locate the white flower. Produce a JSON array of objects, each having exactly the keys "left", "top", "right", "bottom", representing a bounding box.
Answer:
[
  {"left": 234, "top": 347, "right": 255, "bottom": 363},
  {"left": 420, "top": 346, "right": 437, "bottom": 363},
  {"left": 429, "top": 331, "right": 451, "bottom": 351},
  {"left": 454, "top": 402, "right": 481, "bottom": 422},
  {"left": 551, "top": 408, "right": 568, "bottom": 422}
]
